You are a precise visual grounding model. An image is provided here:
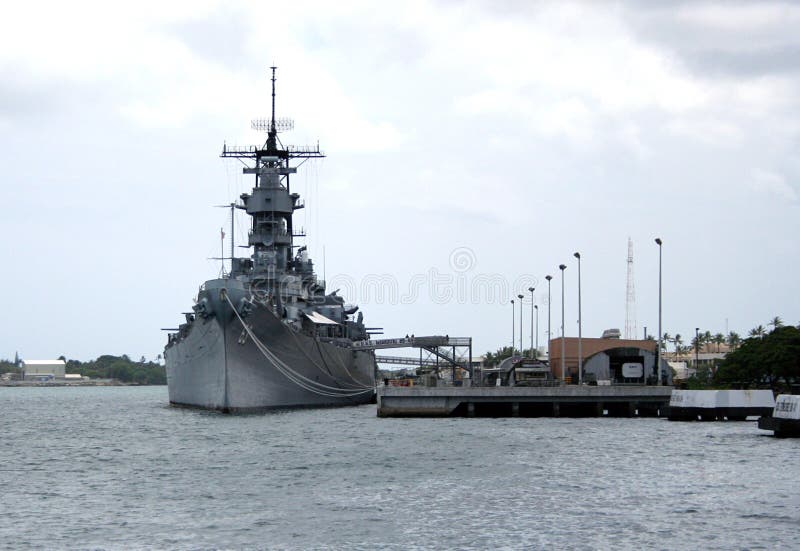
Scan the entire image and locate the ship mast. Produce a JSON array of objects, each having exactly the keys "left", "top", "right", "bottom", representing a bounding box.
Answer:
[
  {"left": 266, "top": 66, "right": 278, "bottom": 153},
  {"left": 219, "top": 67, "right": 325, "bottom": 281}
]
